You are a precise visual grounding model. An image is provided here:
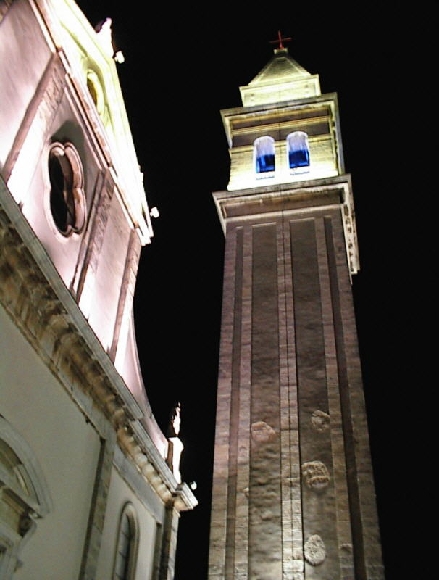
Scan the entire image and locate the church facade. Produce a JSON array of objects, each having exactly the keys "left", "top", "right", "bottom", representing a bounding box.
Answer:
[
  {"left": 209, "top": 37, "right": 385, "bottom": 579},
  {"left": 0, "top": 1, "right": 196, "bottom": 578},
  {"left": 0, "top": 2, "right": 386, "bottom": 579}
]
